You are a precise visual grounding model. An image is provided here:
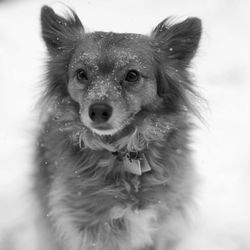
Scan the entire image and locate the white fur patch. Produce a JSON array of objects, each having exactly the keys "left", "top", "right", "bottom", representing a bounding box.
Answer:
[{"left": 110, "top": 206, "right": 158, "bottom": 249}]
